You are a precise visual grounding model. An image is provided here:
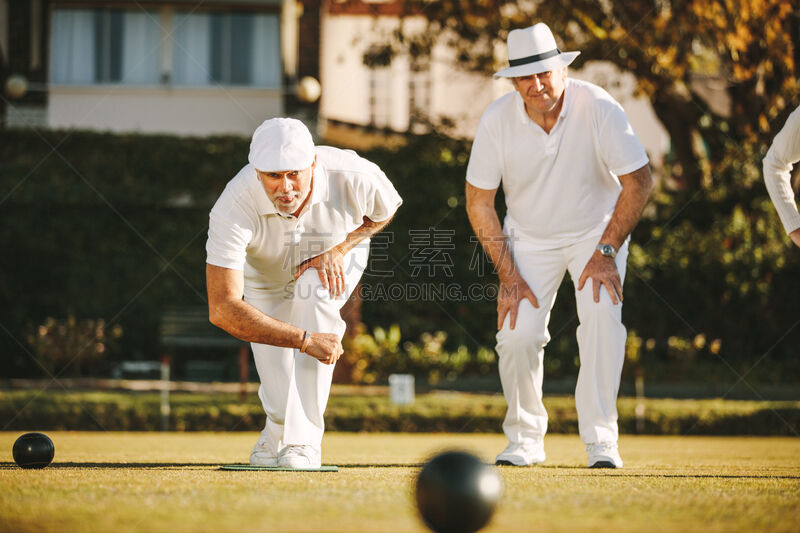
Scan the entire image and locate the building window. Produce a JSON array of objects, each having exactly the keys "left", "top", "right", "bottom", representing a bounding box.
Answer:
[
  {"left": 369, "top": 67, "right": 392, "bottom": 128},
  {"left": 50, "top": 8, "right": 281, "bottom": 89},
  {"left": 409, "top": 67, "right": 431, "bottom": 127},
  {"left": 172, "top": 11, "right": 281, "bottom": 88},
  {"left": 50, "top": 9, "right": 161, "bottom": 85}
]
